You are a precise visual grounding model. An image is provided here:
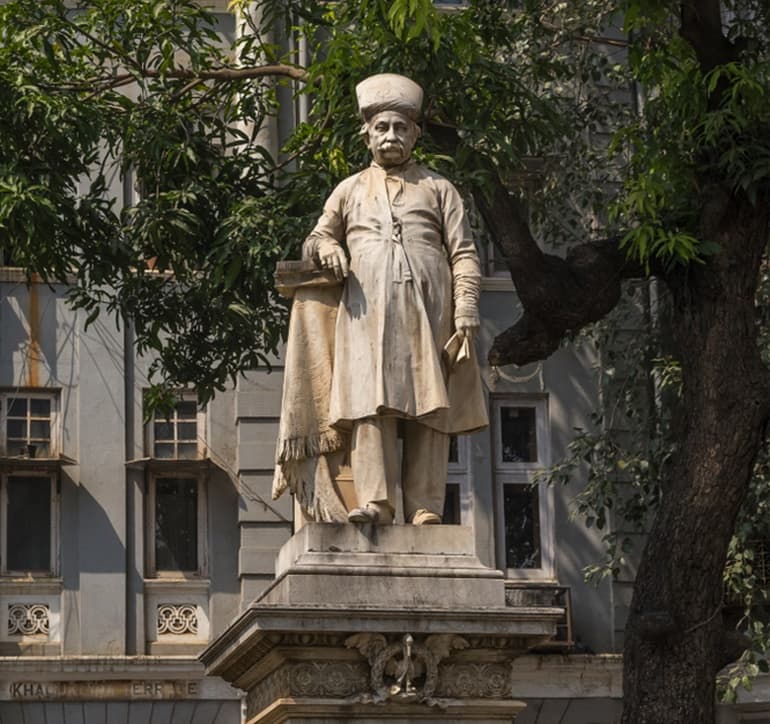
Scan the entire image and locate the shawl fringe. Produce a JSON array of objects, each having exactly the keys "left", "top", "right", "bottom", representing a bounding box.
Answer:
[{"left": 275, "top": 430, "right": 347, "bottom": 465}]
